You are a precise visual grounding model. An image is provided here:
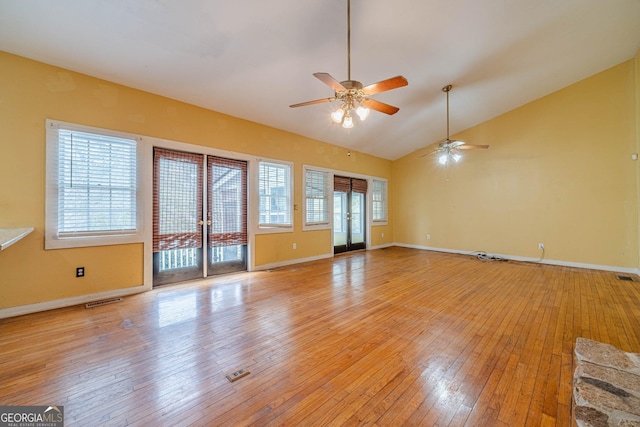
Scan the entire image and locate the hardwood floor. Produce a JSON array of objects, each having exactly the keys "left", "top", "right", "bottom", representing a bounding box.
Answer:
[{"left": 1, "top": 247, "right": 639, "bottom": 426}]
